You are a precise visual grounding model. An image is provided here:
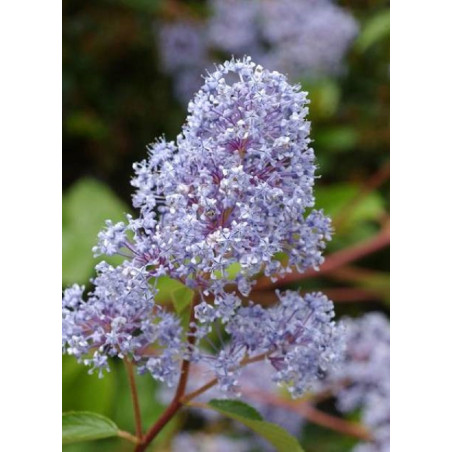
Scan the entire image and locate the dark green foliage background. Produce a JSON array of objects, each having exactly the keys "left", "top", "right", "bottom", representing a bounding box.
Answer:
[{"left": 63, "top": 1, "right": 389, "bottom": 450}]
